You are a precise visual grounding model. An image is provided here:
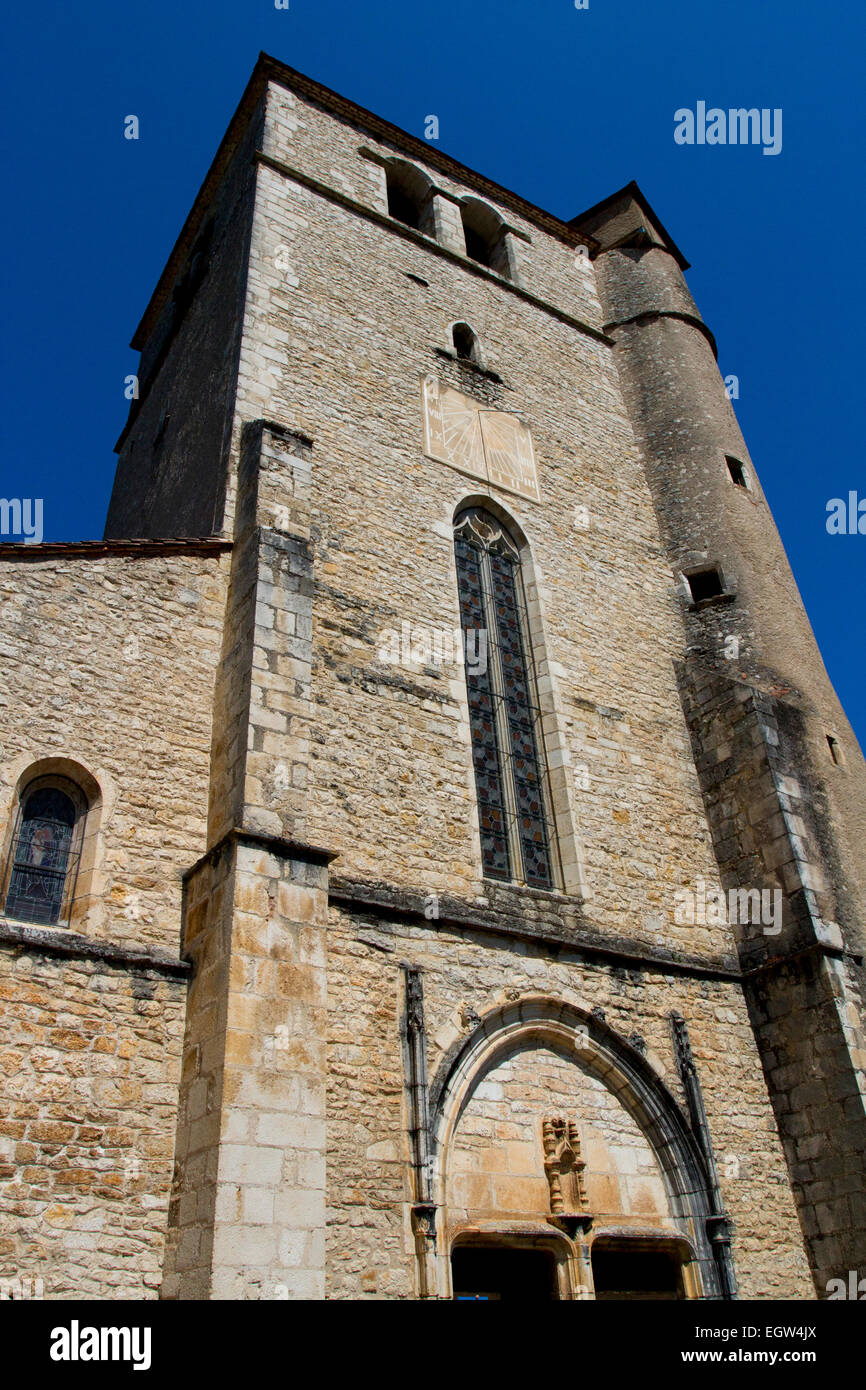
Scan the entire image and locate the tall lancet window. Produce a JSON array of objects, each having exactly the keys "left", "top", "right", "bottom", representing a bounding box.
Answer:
[{"left": 454, "top": 507, "right": 560, "bottom": 890}]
